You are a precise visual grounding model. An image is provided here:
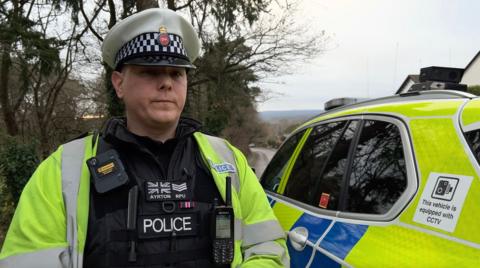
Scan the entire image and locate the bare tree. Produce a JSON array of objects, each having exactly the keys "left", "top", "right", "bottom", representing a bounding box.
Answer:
[
  {"left": 0, "top": 0, "right": 108, "bottom": 154},
  {"left": 2, "top": 0, "right": 327, "bottom": 139}
]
